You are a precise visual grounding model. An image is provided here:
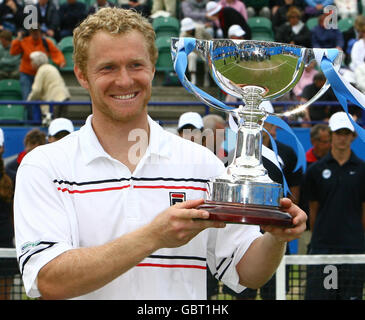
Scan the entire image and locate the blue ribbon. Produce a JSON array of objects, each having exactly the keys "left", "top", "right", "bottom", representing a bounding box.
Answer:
[
  {"left": 173, "top": 37, "right": 307, "bottom": 186},
  {"left": 263, "top": 127, "right": 290, "bottom": 196},
  {"left": 319, "top": 50, "right": 365, "bottom": 143}
]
